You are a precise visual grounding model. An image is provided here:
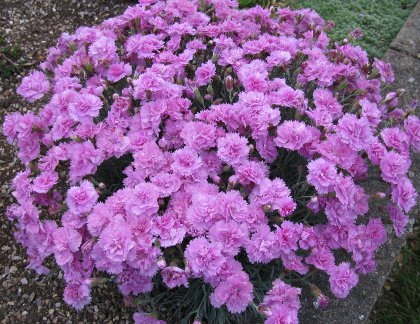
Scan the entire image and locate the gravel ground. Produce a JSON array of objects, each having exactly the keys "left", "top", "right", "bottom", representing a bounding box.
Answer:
[{"left": 0, "top": 1, "right": 137, "bottom": 323}]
